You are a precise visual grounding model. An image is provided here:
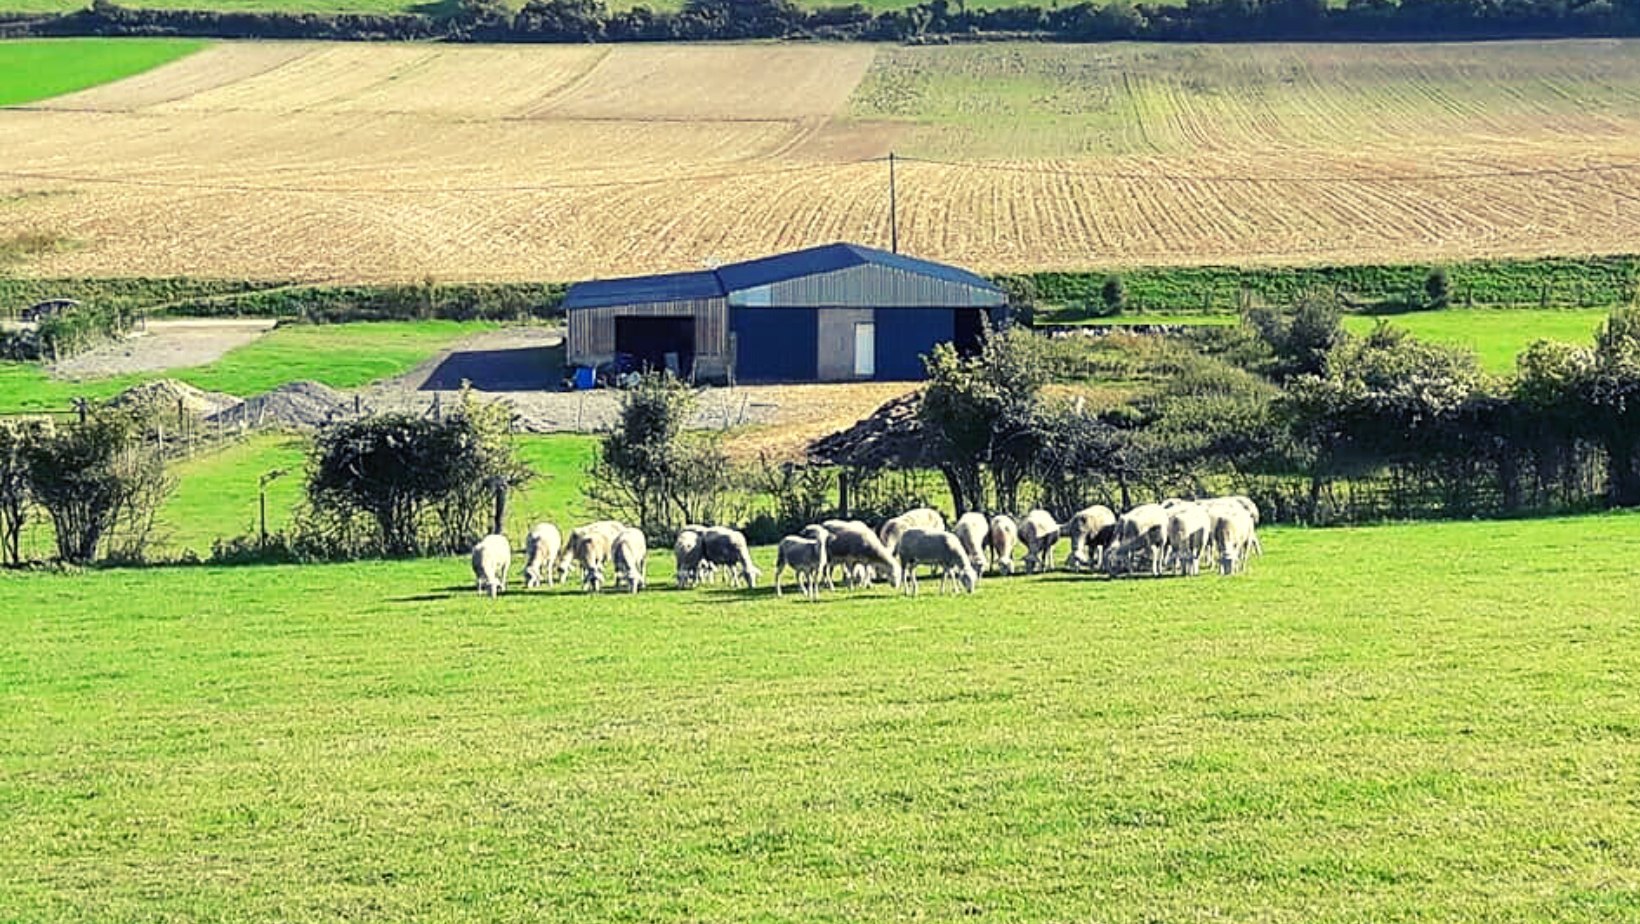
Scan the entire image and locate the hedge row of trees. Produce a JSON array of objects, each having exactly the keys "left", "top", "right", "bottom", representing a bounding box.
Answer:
[
  {"left": 913, "top": 303, "right": 1640, "bottom": 526},
  {"left": 11, "top": 0, "right": 1639, "bottom": 43}
]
